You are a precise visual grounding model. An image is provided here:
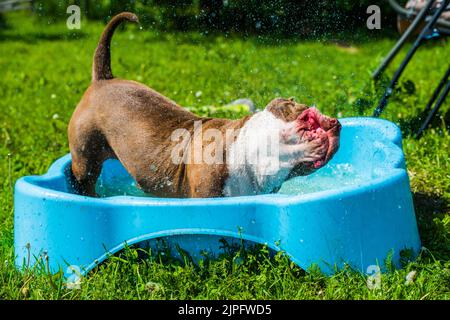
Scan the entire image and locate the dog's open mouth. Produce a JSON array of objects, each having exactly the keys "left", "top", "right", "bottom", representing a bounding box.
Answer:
[{"left": 297, "top": 108, "right": 341, "bottom": 169}]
